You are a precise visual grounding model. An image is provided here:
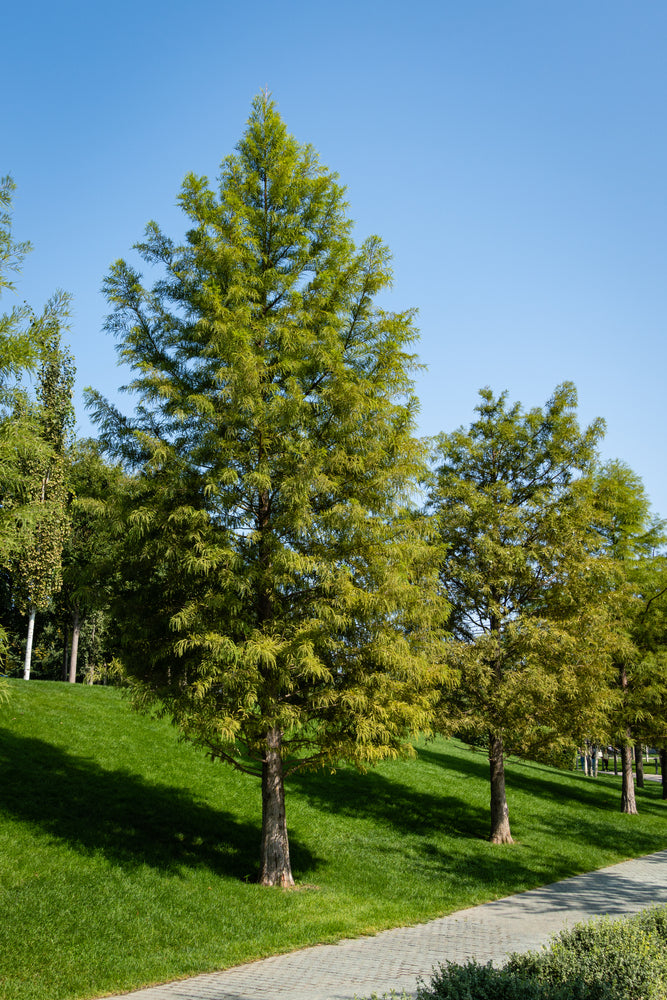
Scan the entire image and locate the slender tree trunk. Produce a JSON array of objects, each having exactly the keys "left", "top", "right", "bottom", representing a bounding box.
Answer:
[
  {"left": 23, "top": 607, "right": 36, "bottom": 680},
  {"left": 620, "top": 738, "right": 638, "bottom": 814},
  {"left": 86, "top": 617, "right": 97, "bottom": 685},
  {"left": 259, "top": 727, "right": 294, "bottom": 887},
  {"left": 489, "top": 733, "right": 513, "bottom": 844},
  {"left": 634, "top": 743, "right": 644, "bottom": 789},
  {"left": 68, "top": 608, "right": 80, "bottom": 684},
  {"left": 62, "top": 618, "right": 69, "bottom": 681},
  {"left": 661, "top": 749, "right": 667, "bottom": 801},
  {"left": 613, "top": 747, "right": 618, "bottom": 775}
]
